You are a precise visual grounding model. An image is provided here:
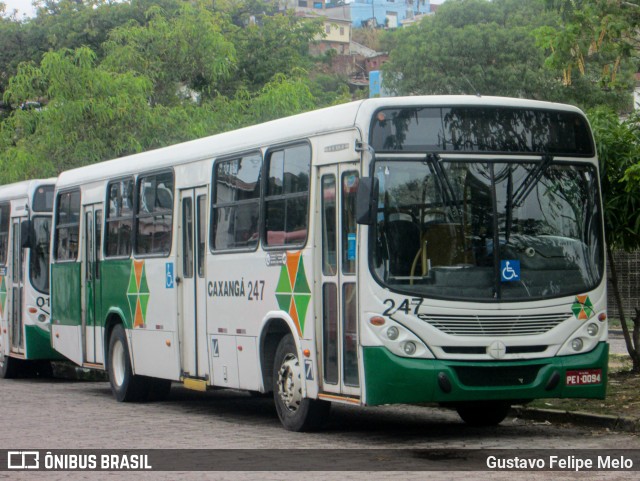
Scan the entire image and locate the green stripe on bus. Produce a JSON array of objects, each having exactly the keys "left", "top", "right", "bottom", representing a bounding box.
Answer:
[{"left": 363, "top": 343, "right": 608, "bottom": 406}]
